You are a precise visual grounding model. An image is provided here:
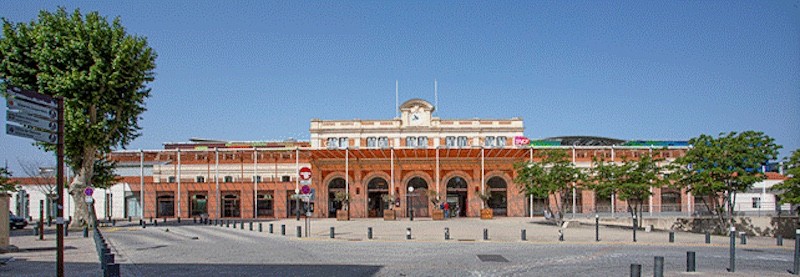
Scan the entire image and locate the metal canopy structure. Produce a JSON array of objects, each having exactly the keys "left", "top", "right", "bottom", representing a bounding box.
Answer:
[{"left": 311, "top": 147, "right": 530, "bottom": 160}]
